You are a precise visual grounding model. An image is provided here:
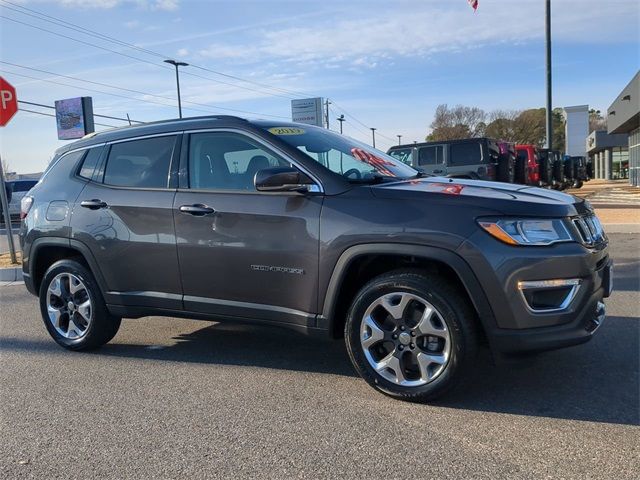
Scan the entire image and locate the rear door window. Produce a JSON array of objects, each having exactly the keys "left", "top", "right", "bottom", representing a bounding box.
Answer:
[
  {"left": 449, "top": 142, "right": 483, "bottom": 166},
  {"left": 418, "top": 146, "right": 444, "bottom": 166},
  {"left": 103, "top": 136, "right": 176, "bottom": 188}
]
